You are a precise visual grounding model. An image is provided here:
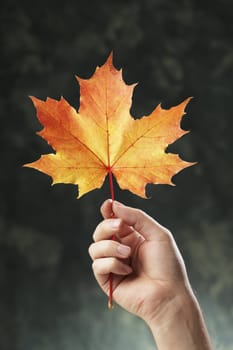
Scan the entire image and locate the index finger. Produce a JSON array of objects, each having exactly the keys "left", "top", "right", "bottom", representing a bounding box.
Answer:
[
  {"left": 100, "top": 199, "right": 114, "bottom": 219},
  {"left": 93, "top": 218, "right": 134, "bottom": 242},
  {"left": 101, "top": 200, "right": 171, "bottom": 242}
]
